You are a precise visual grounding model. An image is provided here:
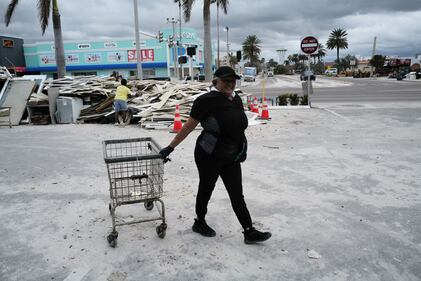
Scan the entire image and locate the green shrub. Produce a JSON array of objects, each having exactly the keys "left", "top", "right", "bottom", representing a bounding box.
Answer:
[
  {"left": 274, "top": 65, "right": 288, "bottom": 75},
  {"left": 278, "top": 94, "right": 289, "bottom": 106},
  {"left": 289, "top": 93, "right": 299, "bottom": 105},
  {"left": 300, "top": 94, "right": 308, "bottom": 105}
]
